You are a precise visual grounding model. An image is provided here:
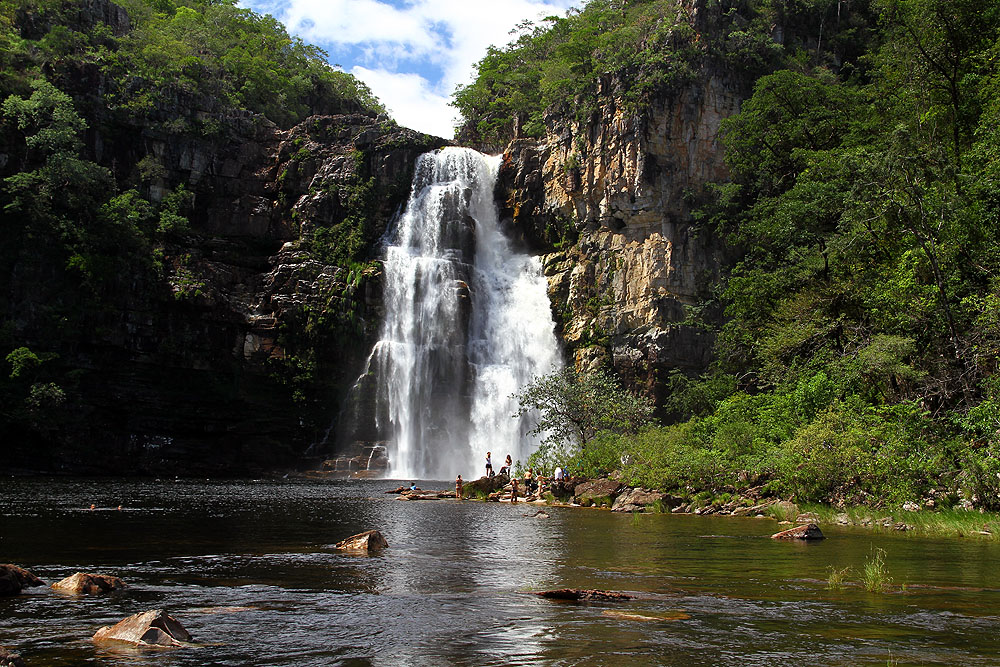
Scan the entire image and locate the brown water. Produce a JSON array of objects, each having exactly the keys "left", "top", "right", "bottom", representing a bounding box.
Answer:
[{"left": 1, "top": 478, "right": 999, "bottom": 666}]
